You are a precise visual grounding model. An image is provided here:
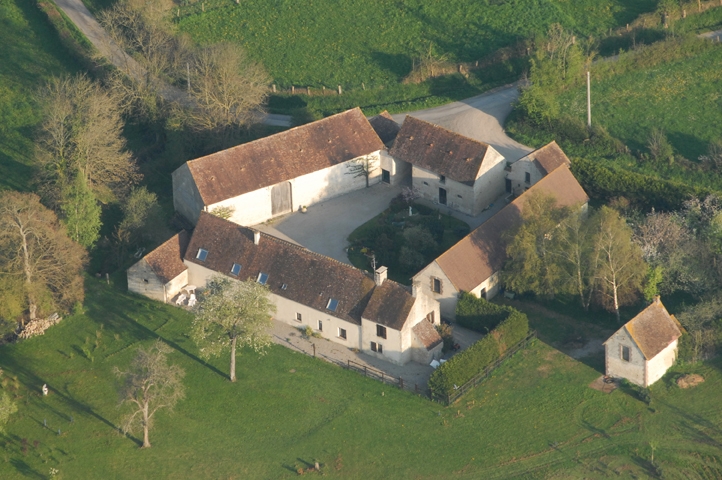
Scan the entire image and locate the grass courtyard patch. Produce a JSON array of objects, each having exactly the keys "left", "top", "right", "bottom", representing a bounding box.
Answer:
[{"left": 347, "top": 200, "right": 469, "bottom": 284}]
